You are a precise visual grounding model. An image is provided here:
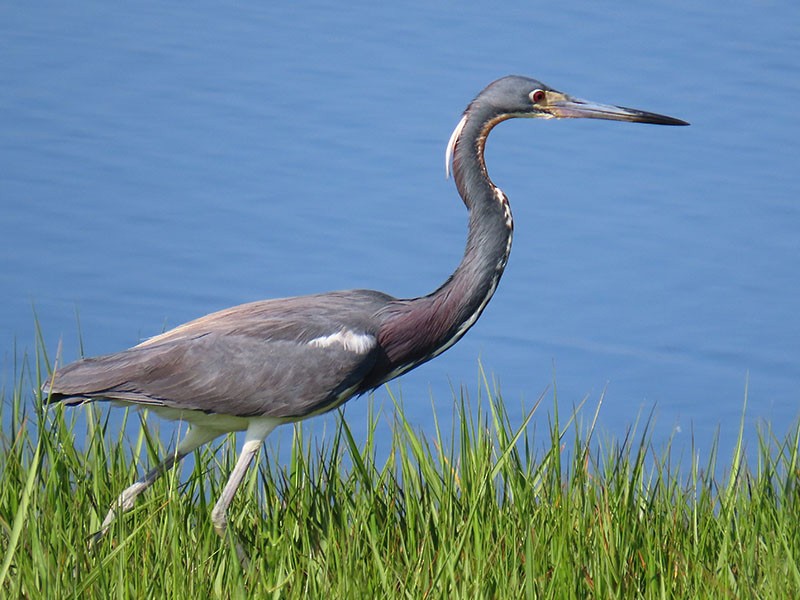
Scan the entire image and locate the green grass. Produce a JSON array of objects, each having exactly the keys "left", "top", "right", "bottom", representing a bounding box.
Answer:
[{"left": 1, "top": 353, "right": 799, "bottom": 598}]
